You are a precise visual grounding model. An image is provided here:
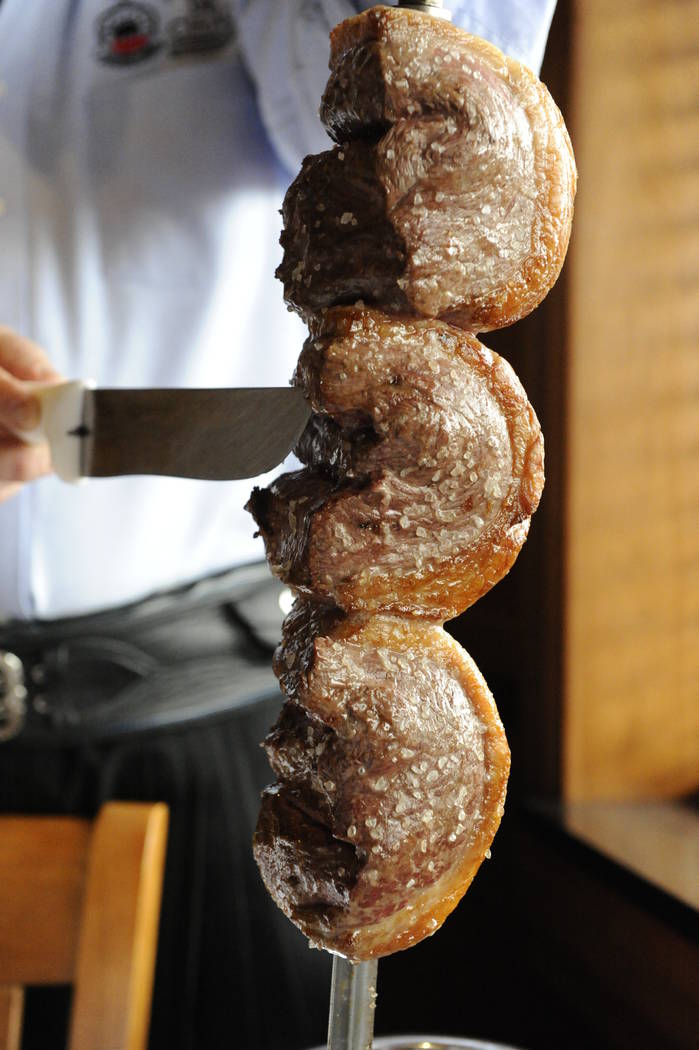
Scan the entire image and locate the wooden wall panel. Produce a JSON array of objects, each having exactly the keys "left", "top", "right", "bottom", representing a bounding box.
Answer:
[{"left": 565, "top": 0, "right": 699, "bottom": 798}]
